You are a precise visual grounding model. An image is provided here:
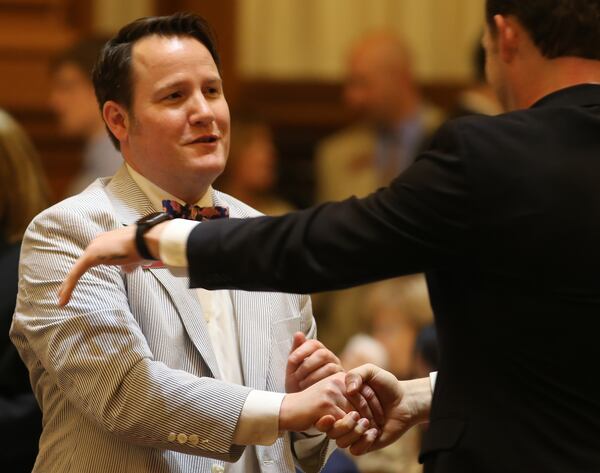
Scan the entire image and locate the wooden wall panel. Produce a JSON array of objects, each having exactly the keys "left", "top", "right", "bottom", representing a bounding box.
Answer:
[{"left": 0, "top": 0, "right": 92, "bottom": 201}]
